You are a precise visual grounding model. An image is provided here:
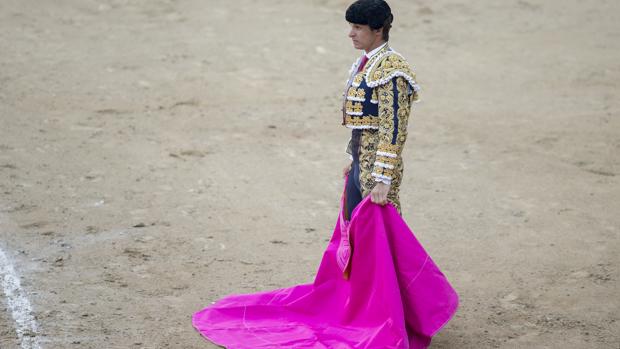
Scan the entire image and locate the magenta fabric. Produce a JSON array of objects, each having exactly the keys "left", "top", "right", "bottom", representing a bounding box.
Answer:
[{"left": 192, "top": 180, "right": 459, "bottom": 348}]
